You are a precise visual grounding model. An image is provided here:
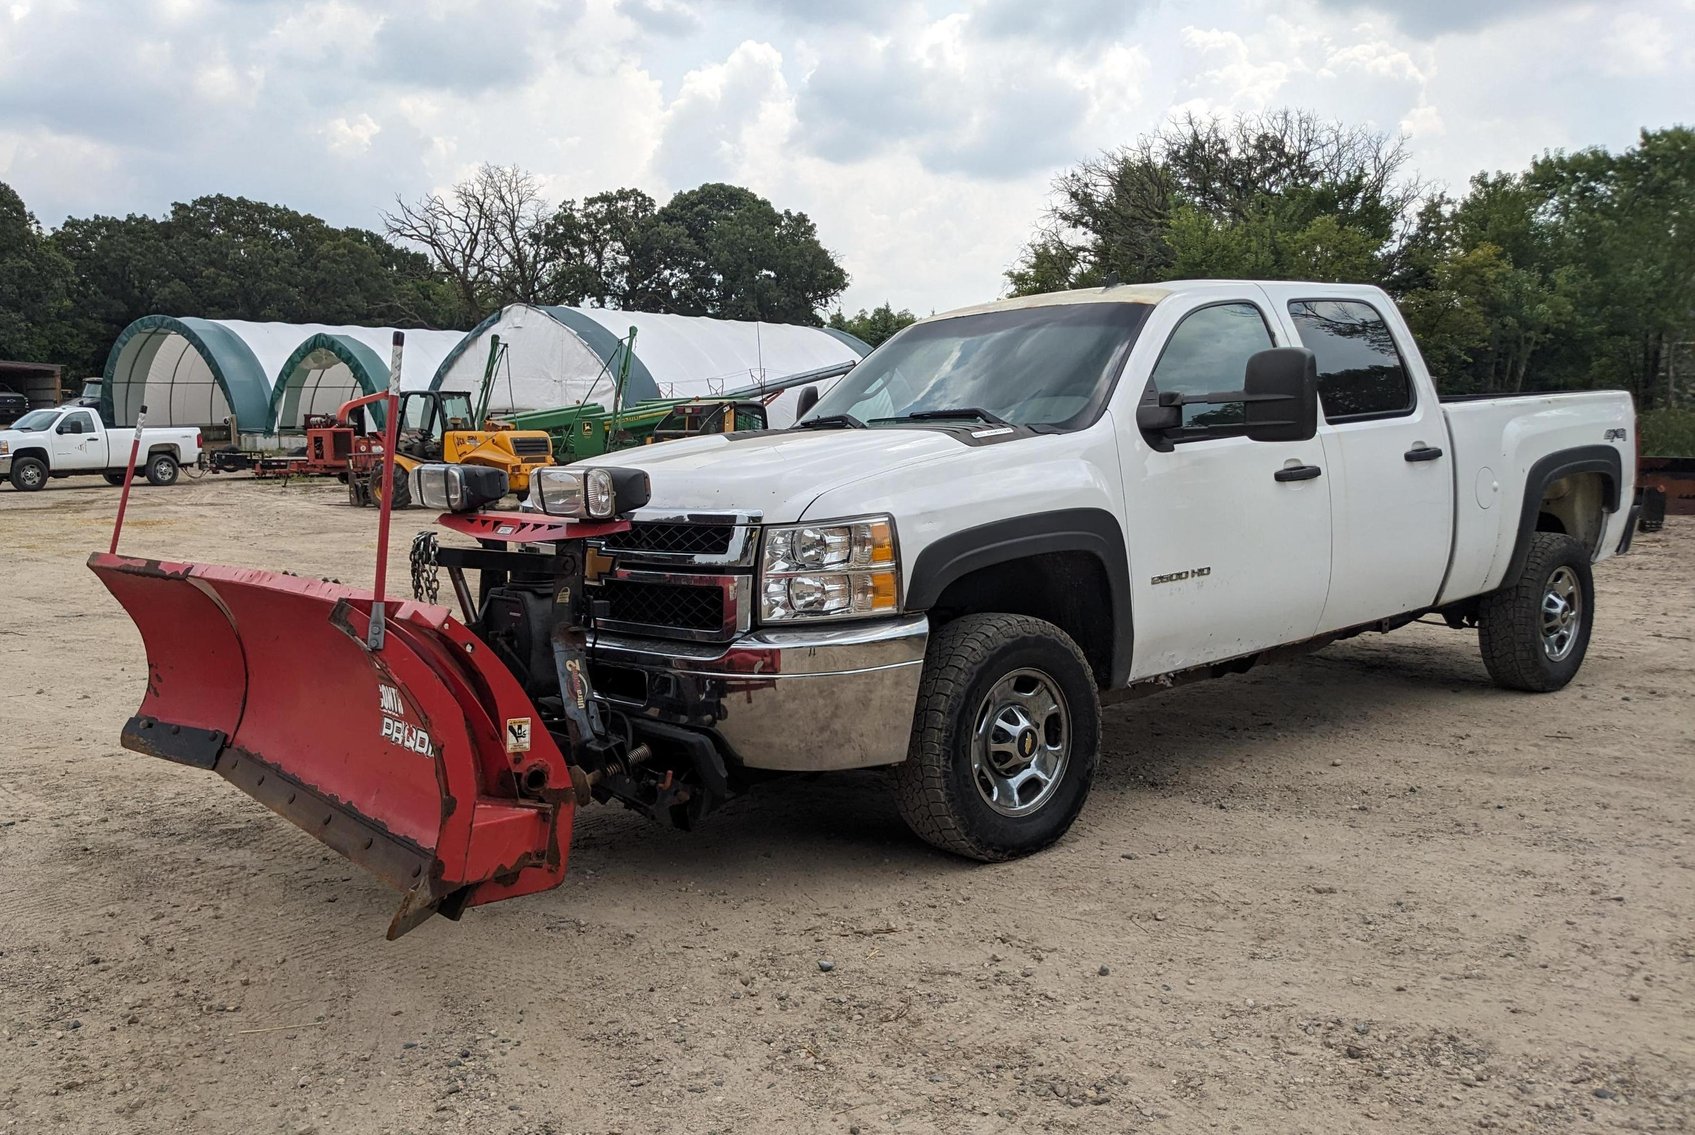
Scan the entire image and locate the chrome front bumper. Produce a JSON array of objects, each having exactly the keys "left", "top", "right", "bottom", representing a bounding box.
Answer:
[{"left": 588, "top": 614, "right": 930, "bottom": 772}]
